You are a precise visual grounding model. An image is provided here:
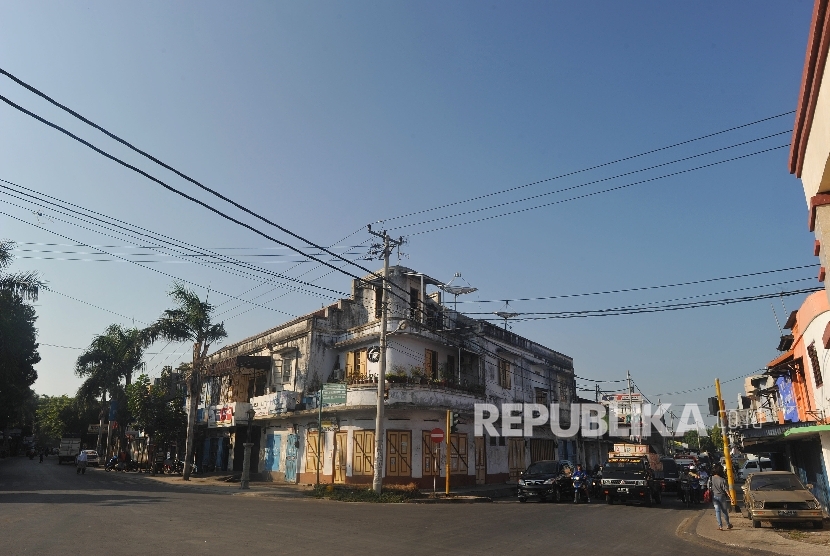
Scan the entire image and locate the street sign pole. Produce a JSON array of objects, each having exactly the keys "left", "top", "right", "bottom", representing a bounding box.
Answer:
[
  {"left": 445, "top": 410, "right": 451, "bottom": 495},
  {"left": 317, "top": 389, "right": 322, "bottom": 486},
  {"left": 715, "top": 378, "right": 739, "bottom": 512}
]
